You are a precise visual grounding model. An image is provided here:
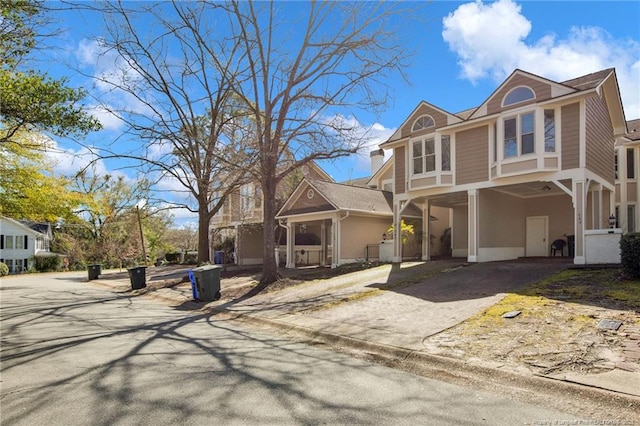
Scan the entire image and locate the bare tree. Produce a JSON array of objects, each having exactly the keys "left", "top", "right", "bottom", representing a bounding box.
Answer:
[
  {"left": 226, "top": 1, "right": 411, "bottom": 285},
  {"left": 71, "top": 1, "right": 255, "bottom": 263}
]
